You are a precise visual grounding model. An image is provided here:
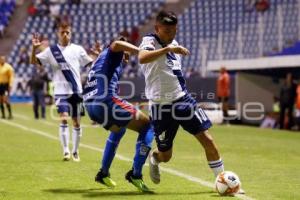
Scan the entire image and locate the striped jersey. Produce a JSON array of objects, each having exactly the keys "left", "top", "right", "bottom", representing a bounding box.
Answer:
[
  {"left": 36, "top": 43, "right": 92, "bottom": 95},
  {"left": 139, "top": 34, "right": 187, "bottom": 104}
]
